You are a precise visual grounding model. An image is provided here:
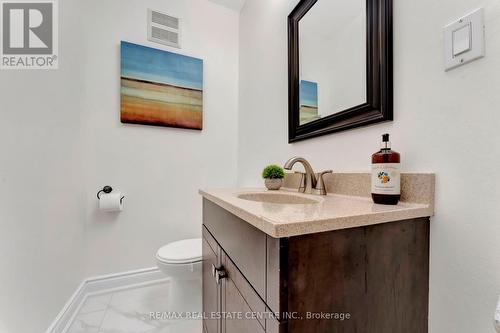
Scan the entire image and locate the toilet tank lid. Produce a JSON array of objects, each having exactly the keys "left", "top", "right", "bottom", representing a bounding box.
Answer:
[{"left": 156, "top": 238, "right": 202, "bottom": 263}]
